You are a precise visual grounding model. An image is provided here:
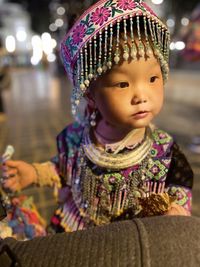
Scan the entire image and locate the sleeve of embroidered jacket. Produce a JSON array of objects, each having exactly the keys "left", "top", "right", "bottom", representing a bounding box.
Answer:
[
  {"left": 50, "top": 128, "right": 69, "bottom": 188},
  {"left": 51, "top": 125, "right": 78, "bottom": 188},
  {"left": 34, "top": 128, "right": 69, "bottom": 190},
  {"left": 165, "top": 143, "right": 193, "bottom": 213},
  {"left": 33, "top": 161, "right": 61, "bottom": 189},
  {"left": 34, "top": 125, "right": 77, "bottom": 194}
]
